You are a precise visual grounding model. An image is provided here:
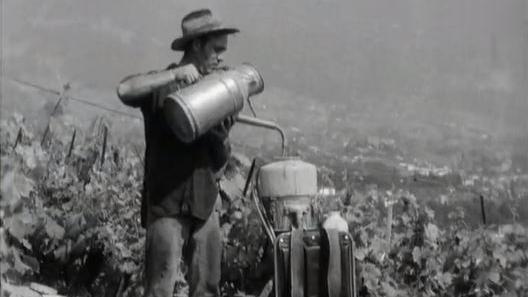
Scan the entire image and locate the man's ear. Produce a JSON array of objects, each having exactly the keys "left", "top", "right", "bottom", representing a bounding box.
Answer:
[{"left": 191, "top": 39, "right": 202, "bottom": 52}]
